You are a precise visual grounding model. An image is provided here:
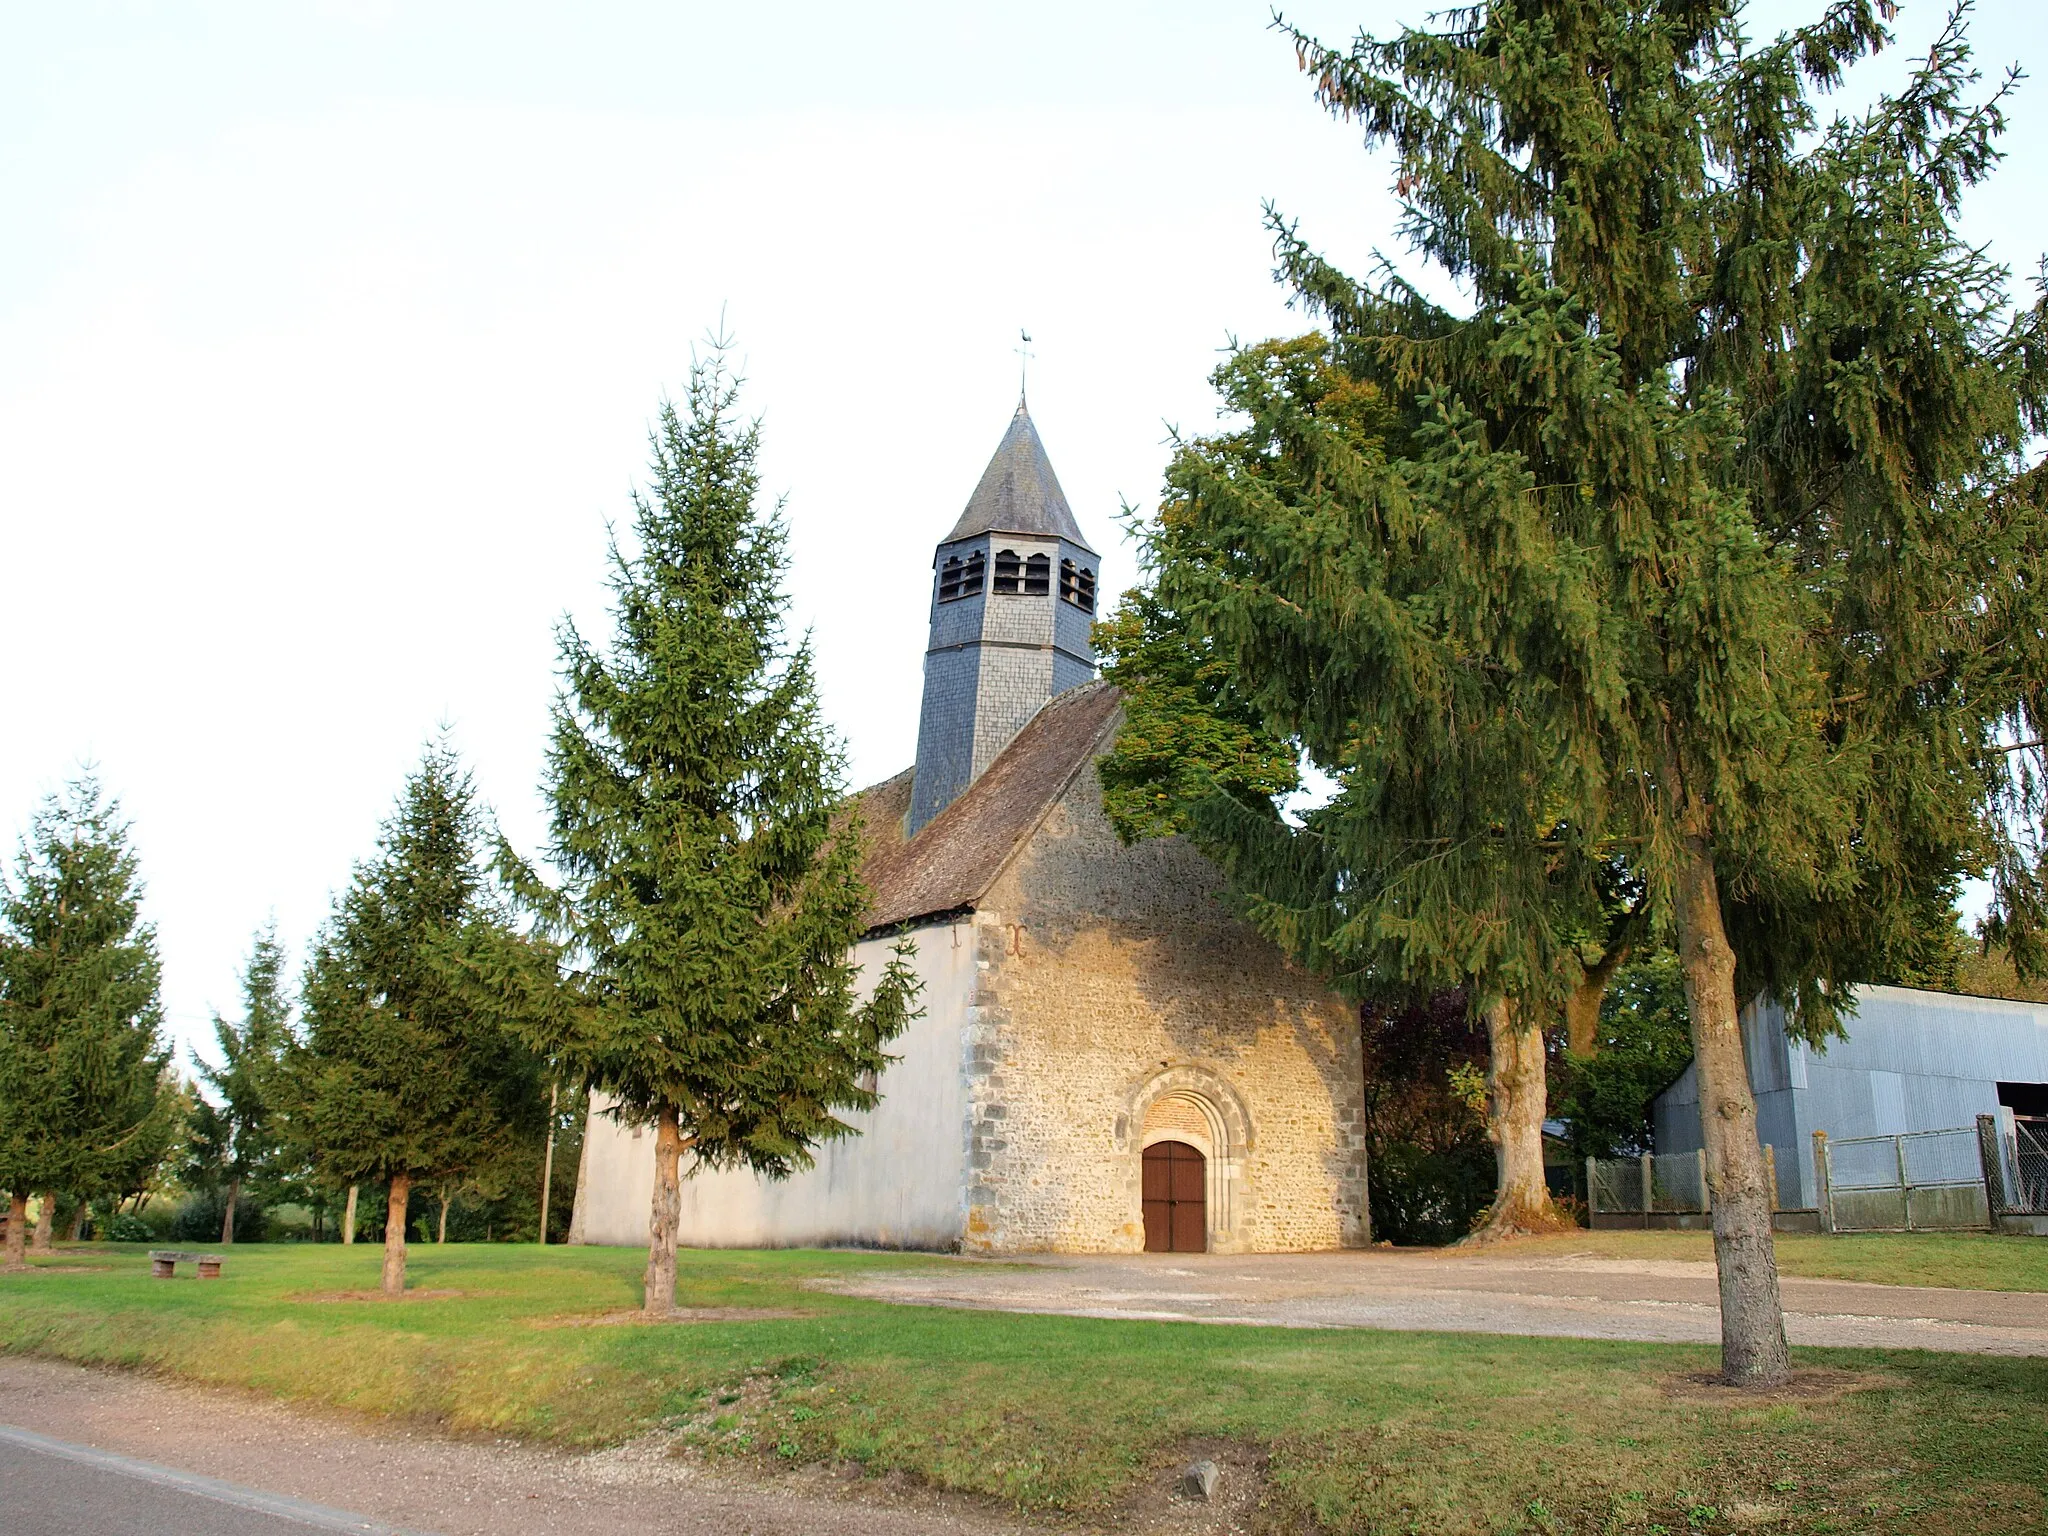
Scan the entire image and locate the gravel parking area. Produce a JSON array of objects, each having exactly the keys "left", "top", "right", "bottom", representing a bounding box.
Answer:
[{"left": 811, "top": 1248, "right": 2048, "bottom": 1355}]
